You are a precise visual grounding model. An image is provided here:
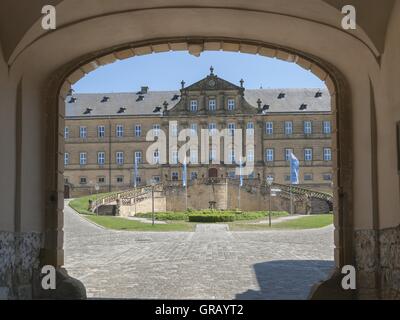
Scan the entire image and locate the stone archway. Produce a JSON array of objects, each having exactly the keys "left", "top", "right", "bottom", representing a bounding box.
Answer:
[{"left": 43, "top": 37, "right": 351, "bottom": 299}]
